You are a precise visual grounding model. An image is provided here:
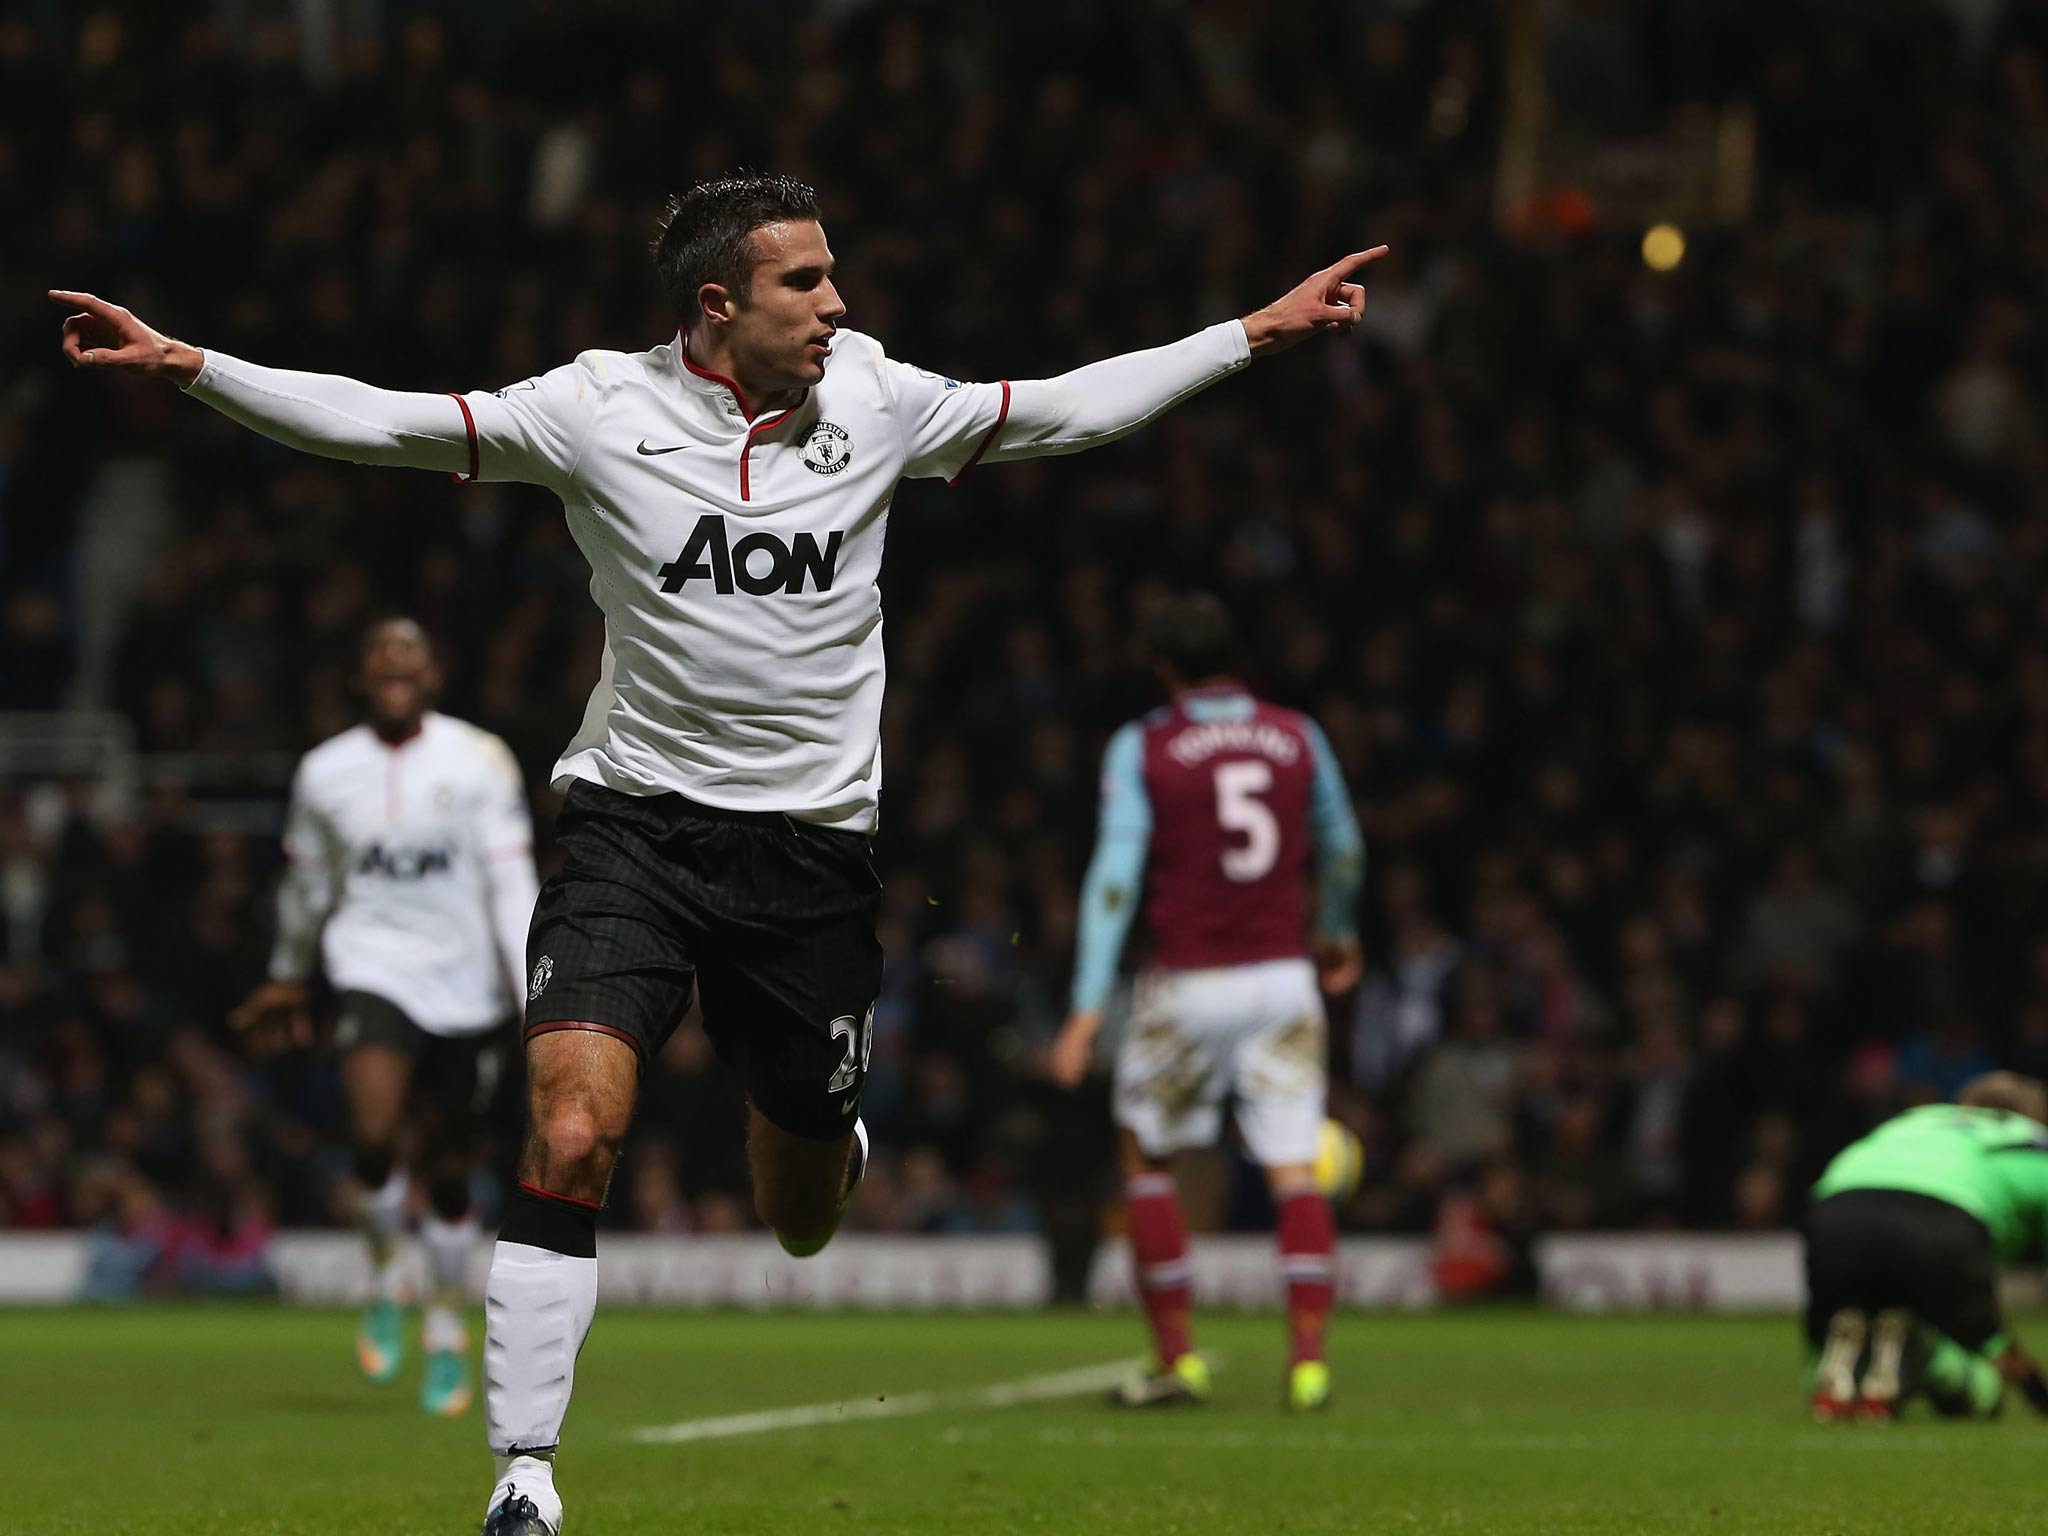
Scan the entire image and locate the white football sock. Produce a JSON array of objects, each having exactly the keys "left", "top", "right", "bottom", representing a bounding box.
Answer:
[
  {"left": 487, "top": 1452, "right": 561, "bottom": 1533},
  {"left": 422, "top": 1213, "right": 480, "bottom": 1300},
  {"left": 485, "top": 1240, "right": 597, "bottom": 1457},
  {"left": 424, "top": 1303, "right": 468, "bottom": 1356},
  {"left": 357, "top": 1170, "right": 410, "bottom": 1299}
]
